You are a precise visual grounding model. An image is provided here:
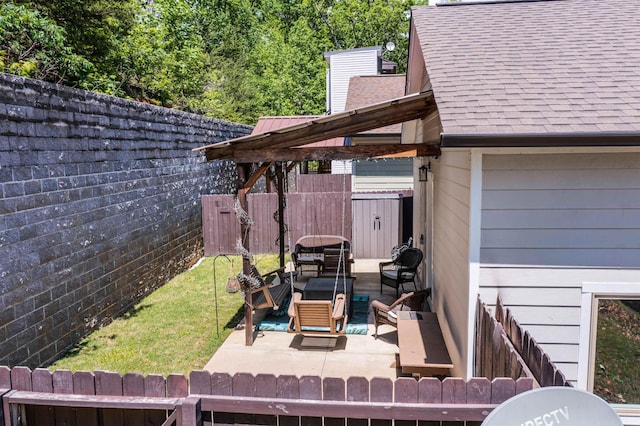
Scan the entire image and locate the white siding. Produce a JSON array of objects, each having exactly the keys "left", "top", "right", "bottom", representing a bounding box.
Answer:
[
  {"left": 479, "top": 152, "right": 640, "bottom": 383},
  {"left": 326, "top": 49, "right": 379, "bottom": 114},
  {"left": 352, "top": 158, "right": 413, "bottom": 192},
  {"left": 331, "top": 160, "right": 352, "bottom": 175},
  {"left": 431, "top": 149, "right": 472, "bottom": 377}
]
